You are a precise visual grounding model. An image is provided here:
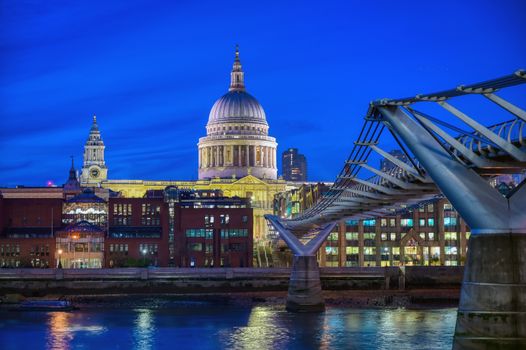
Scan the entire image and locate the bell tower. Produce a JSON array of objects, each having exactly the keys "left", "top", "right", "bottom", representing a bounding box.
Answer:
[{"left": 80, "top": 115, "right": 108, "bottom": 185}]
